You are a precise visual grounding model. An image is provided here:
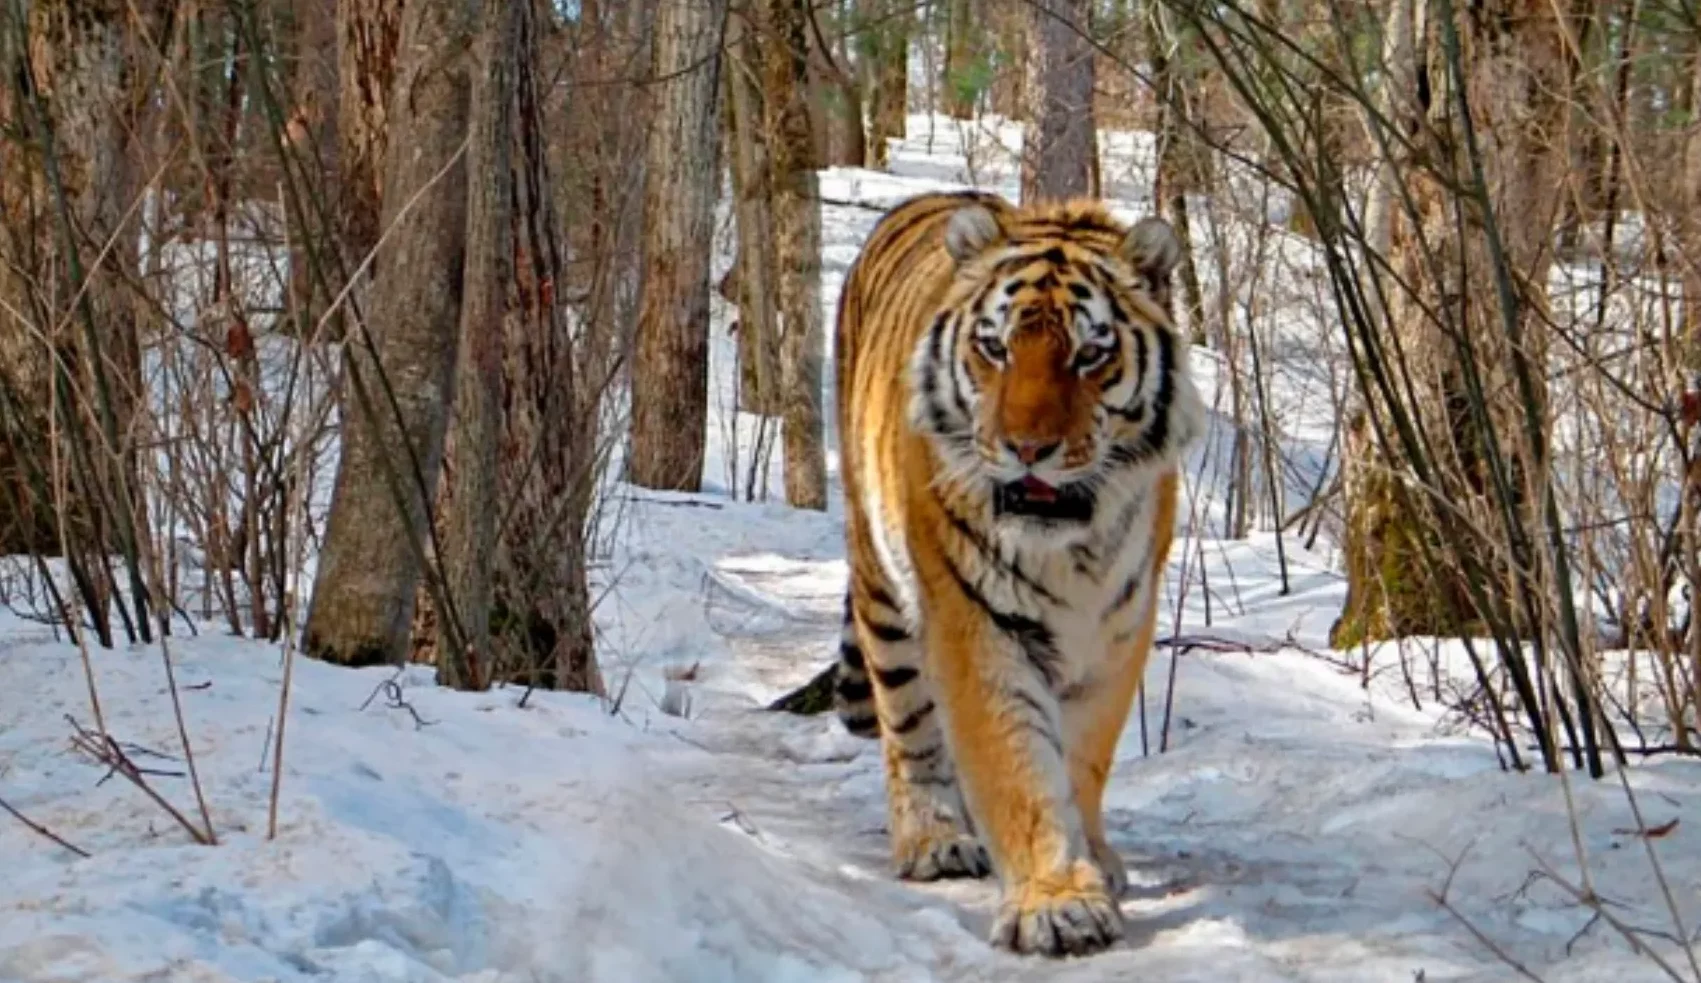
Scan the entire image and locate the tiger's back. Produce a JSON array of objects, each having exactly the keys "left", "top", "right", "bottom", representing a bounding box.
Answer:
[{"left": 829, "top": 190, "right": 1203, "bottom": 958}]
